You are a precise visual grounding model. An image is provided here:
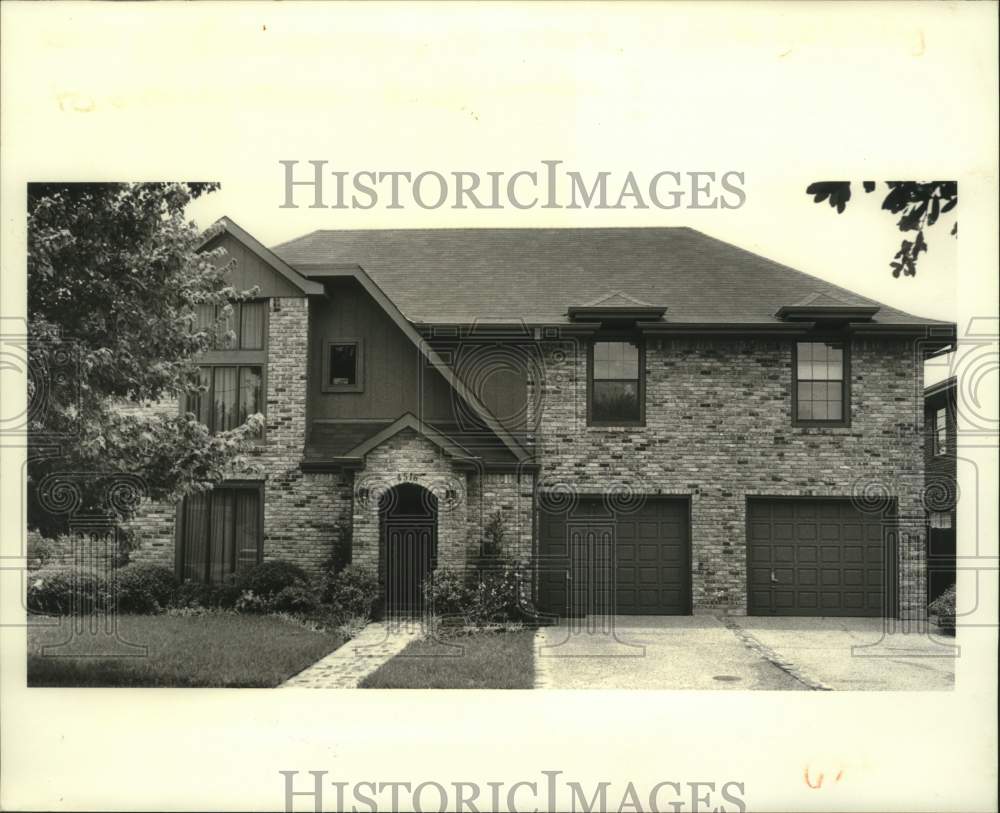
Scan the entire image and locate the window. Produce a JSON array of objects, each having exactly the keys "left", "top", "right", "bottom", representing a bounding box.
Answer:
[
  {"left": 185, "top": 365, "right": 263, "bottom": 436},
  {"left": 196, "top": 301, "right": 266, "bottom": 350},
  {"left": 186, "top": 300, "right": 266, "bottom": 435},
  {"left": 794, "top": 341, "right": 848, "bottom": 424},
  {"left": 324, "top": 338, "right": 364, "bottom": 392},
  {"left": 179, "top": 486, "right": 261, "bottom": 583},
  {"left": 929, "top": 511, "right": 953, "bottom": 530},
  {"left": 934, "top": 406, "right": 948, "bottom": 455},
  {"left": 589, "top": 339, "right": 643, "bottom": 425}
]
